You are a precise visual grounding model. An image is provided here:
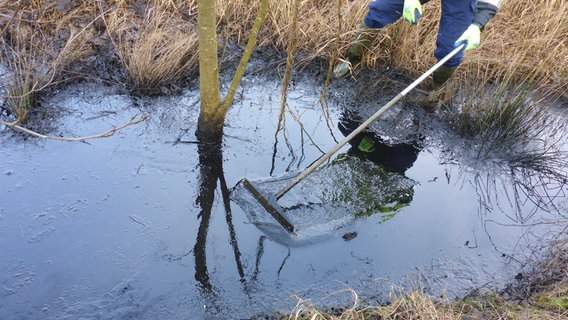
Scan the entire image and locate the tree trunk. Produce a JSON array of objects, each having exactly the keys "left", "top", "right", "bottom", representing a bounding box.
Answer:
[
  {"left": 197, "top": 0, "right": 223, "bottom": 142},
  {"left": 196, "top": 0, "right": 269, "bottom": 143}
]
